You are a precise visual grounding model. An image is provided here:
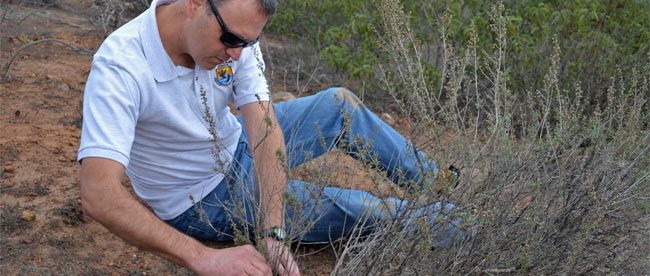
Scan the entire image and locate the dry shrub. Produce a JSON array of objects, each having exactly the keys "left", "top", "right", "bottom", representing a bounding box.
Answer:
[
  {"left": 195, "top": 0, "right": 649, "bottom": 274},
  {"left": 325, "top": 0, "right": 650, "bottom": 275},
  {"left": 88, "top": 0, "right": 149, "bottom": 36}
]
